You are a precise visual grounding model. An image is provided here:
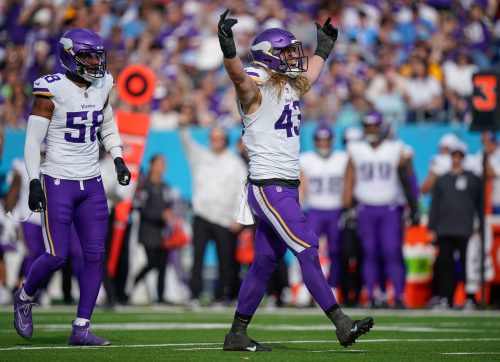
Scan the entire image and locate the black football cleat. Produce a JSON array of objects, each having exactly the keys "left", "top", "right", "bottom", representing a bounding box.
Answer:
[
  {"left": 223, "top": 331, "right": 272, "bottom": 352},
  {"left": 336, "top": 317, "right": 374, "bottom": 348}
]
